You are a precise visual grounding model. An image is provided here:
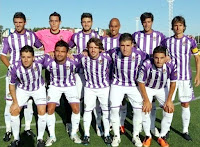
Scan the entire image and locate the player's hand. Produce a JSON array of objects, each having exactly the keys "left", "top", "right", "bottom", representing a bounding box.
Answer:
[
  {"left": 194, "top": 75, "right": 200, "bottom": 87},
  {"left": 163, "top": 100, "right": 174, "bottom": 113},
  {"left": 10, "top": 102, "right": 20, "bottom": 115},
  {"left": 67, "top": 53, "right": 74, "bottom": 60},
  {"left": 49, "top": 51, "right": 55, "bottom": 58},
  {"left": 142, "top": 99, "right": 152, "bottom": 114},
  {"left": 165, "top": 55, "right": 171, "bottom": 63}
]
